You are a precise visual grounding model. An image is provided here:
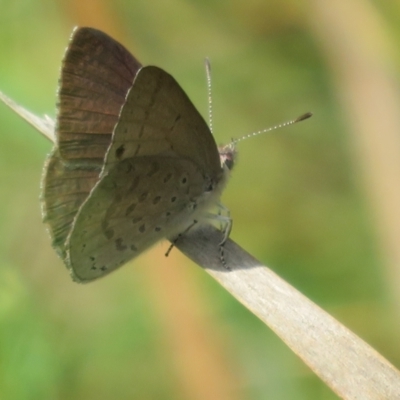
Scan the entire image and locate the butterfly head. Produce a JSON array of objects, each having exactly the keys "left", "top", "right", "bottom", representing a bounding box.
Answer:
[{"left": 218, "top": 142, "right": 237, "bottom": 171}]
